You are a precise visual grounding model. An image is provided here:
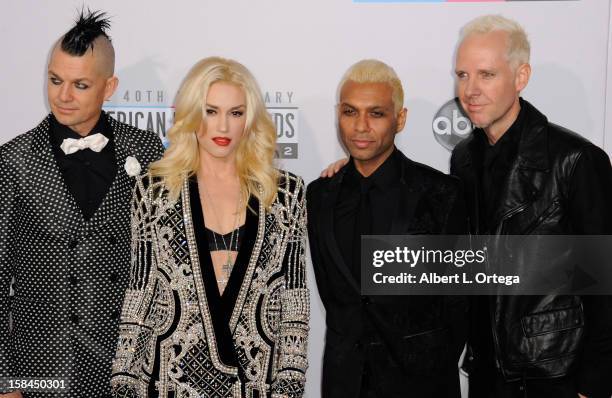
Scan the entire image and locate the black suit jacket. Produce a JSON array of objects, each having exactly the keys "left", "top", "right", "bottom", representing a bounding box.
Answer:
[{"left": 307, "top": 150, "right": 469, "bottom": 398}]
